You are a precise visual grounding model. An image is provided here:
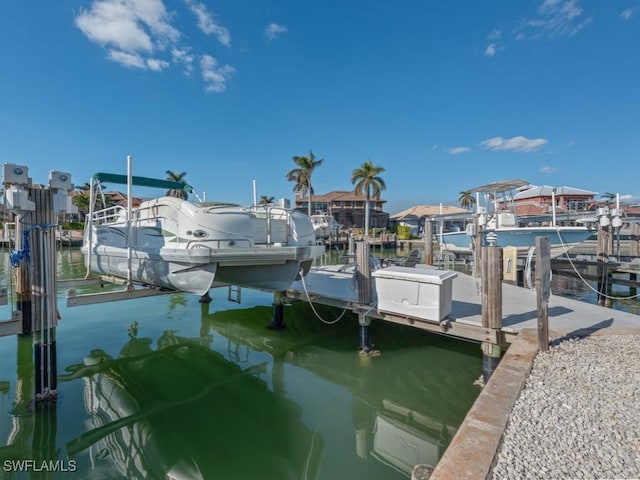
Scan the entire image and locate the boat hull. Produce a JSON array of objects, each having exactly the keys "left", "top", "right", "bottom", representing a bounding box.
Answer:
[
  {"left": 84, "top": 244, "right": 323, "bottom": 295},
  {"left": 441, "top": 227, "right": 594, "bottom": 258}
]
